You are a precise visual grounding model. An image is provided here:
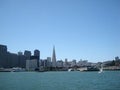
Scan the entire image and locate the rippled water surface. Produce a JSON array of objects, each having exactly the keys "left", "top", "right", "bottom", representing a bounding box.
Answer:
[{"left": 0, "top": 71, "right": 120, "bottom": 90}]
